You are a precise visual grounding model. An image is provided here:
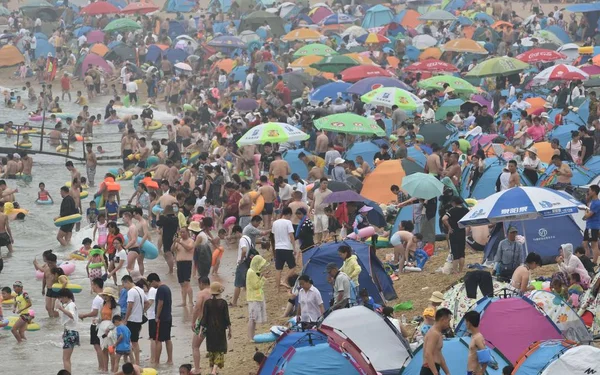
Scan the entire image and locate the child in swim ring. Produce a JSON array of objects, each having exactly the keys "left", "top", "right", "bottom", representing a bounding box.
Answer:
[
  {"left": 86, "top": 248, "right": 107, "bottom": 290},
  {"left": 37, "top": 182, "right": 53, "bottom": 202},
  {"left": 80, "top": 237, "right": 93, "bottom": 256}
]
